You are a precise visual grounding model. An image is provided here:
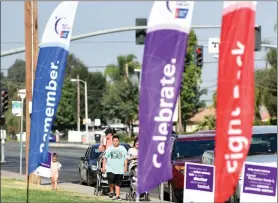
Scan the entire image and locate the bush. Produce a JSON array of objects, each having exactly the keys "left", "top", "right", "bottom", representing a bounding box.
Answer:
[
  {"left": 117, "top": 132, "right": 135, "bottom": 144},
  {"left": 253, "top": 118, "right": 277, "bottom": 126},
  {"left": 270, "top": 117, "right": 277, "bottom": 125}
]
